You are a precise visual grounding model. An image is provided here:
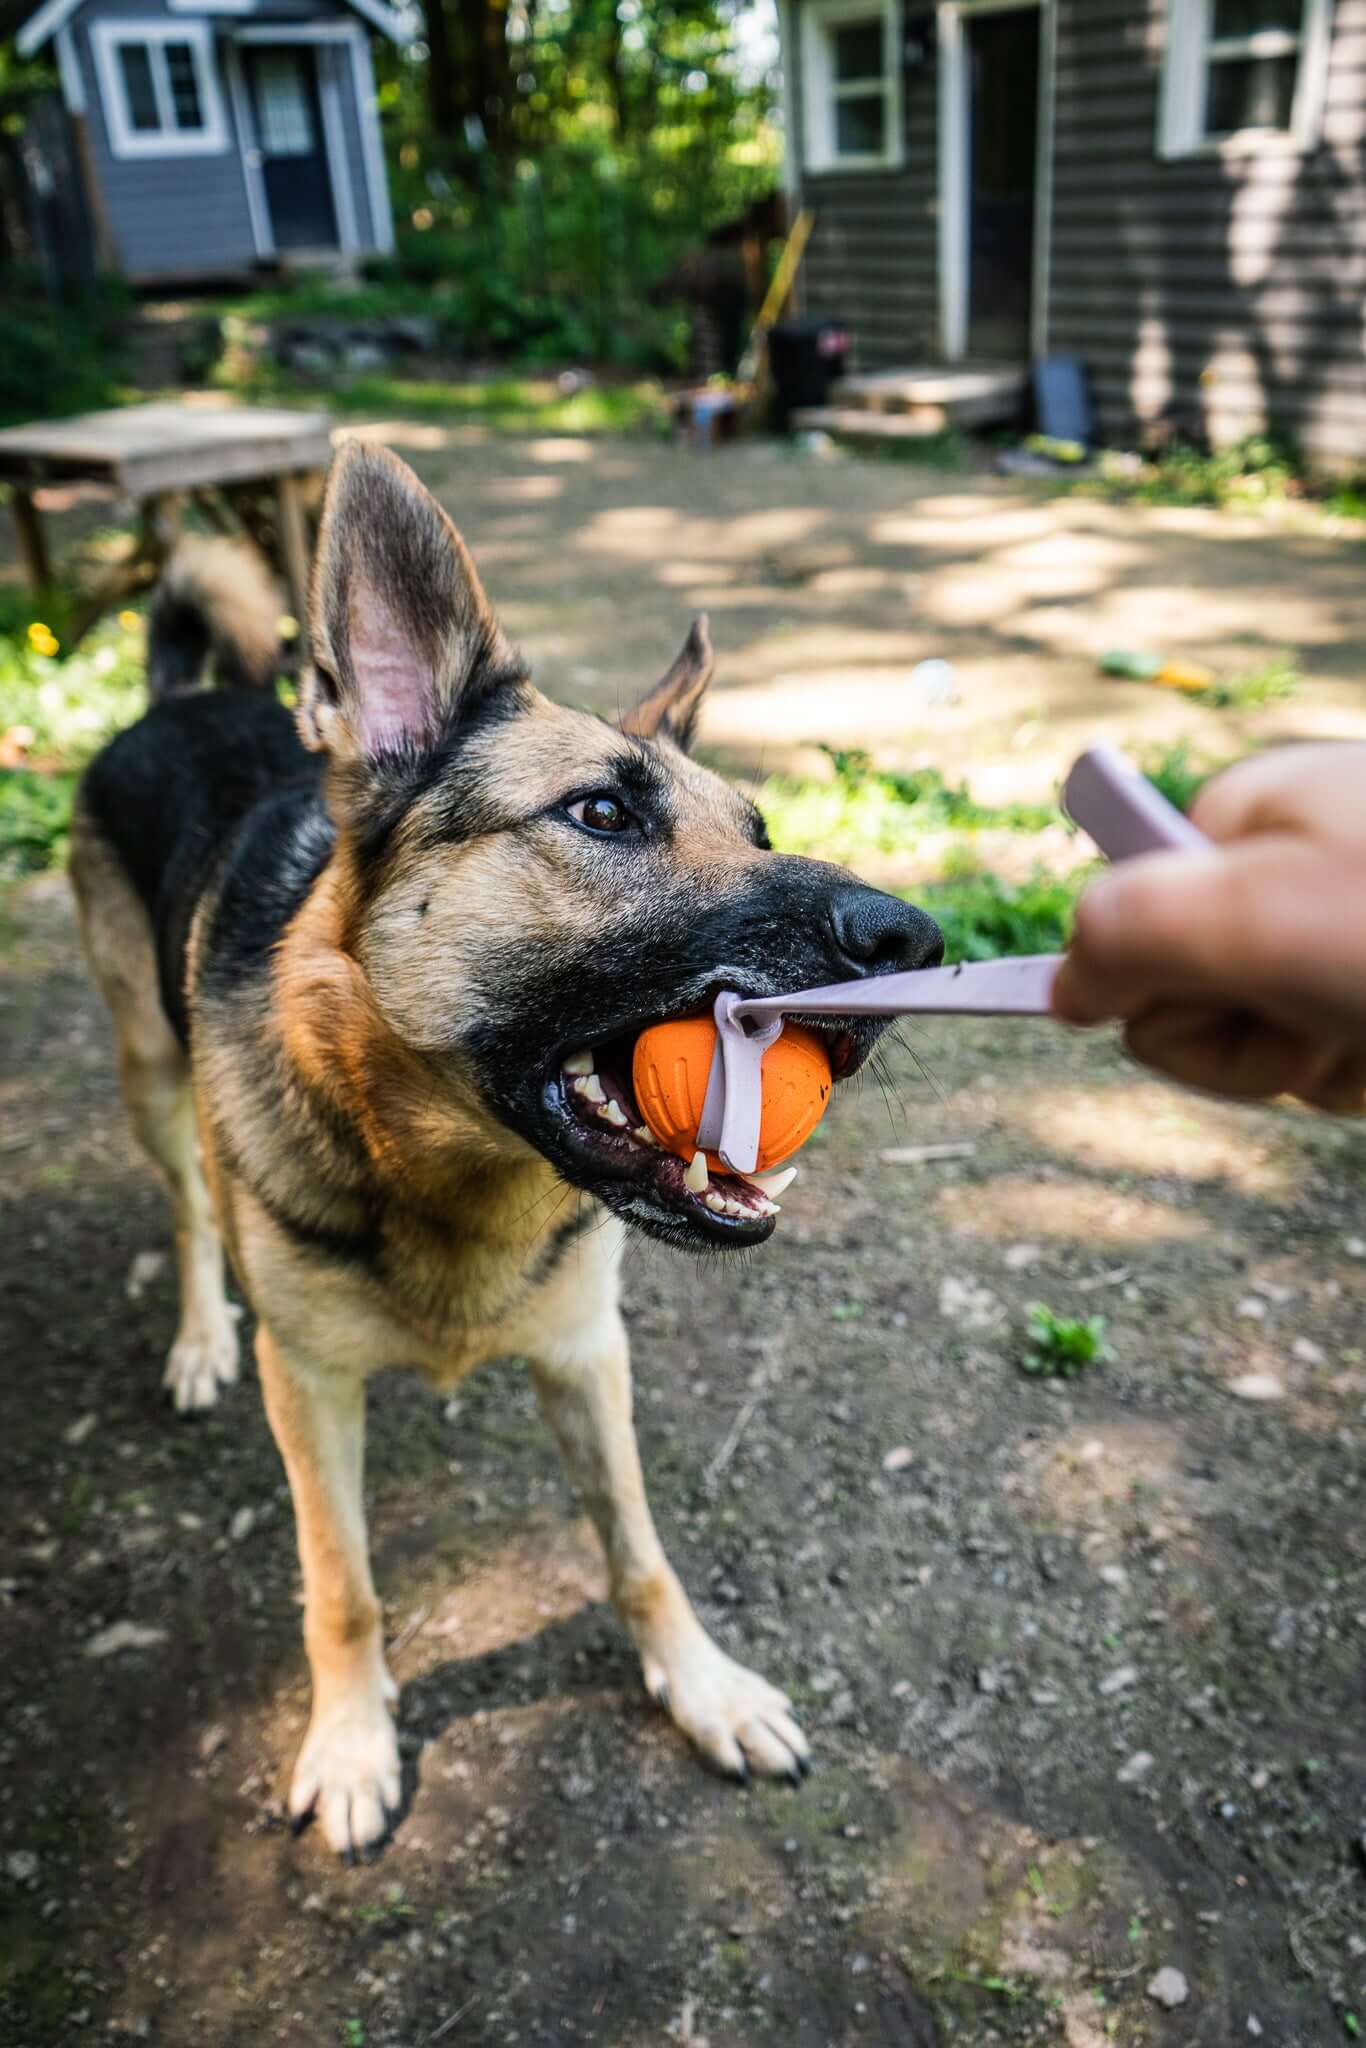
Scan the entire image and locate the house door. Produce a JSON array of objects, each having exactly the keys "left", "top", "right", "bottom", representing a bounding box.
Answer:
[
  {"left": 965, "top": 6, "right": 1039, "bottom": 358},
  {"left": 245, "top": 47, "right": 338, "bottom": 251},
  {"left": 938, "top": 0, "right": 1050, "bottom": 362}
]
